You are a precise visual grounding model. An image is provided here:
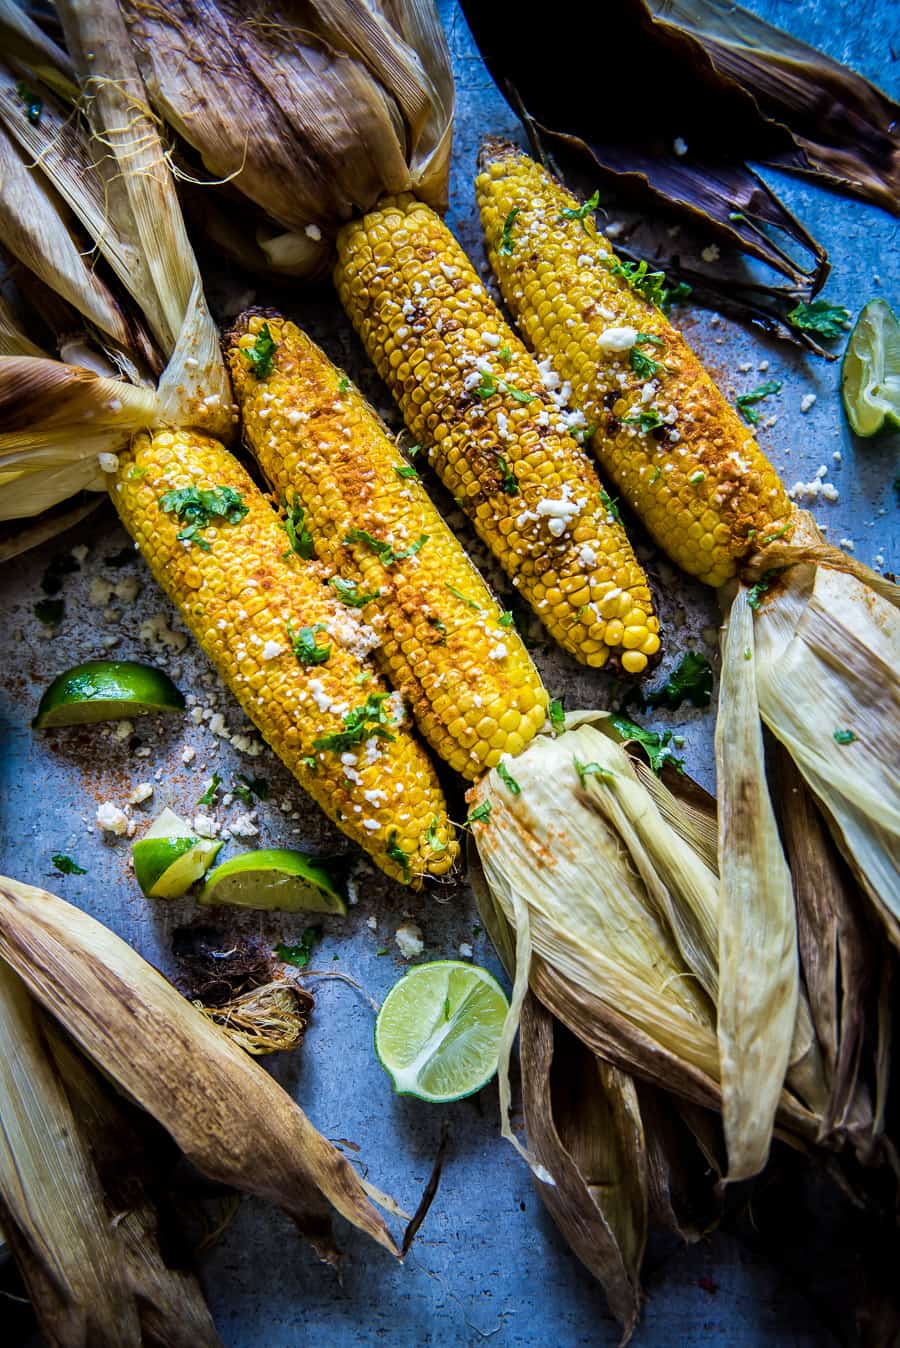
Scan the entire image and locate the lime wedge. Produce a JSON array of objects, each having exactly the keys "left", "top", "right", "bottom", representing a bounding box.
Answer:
[
  {"left": 199, "top": 848, "right": 348, "bottom": 913},
  {"left": 132, "top": 808, "right": 222, "bottom": 899},
  {"left": 374, "top": 960, "right": 509, "bottom": 1103},
  {"left": 33, "top": 660, "right": 185, "bottom": 729},
  {"left": 841, "top": 298, "right": 900, "bottom": 437}
]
